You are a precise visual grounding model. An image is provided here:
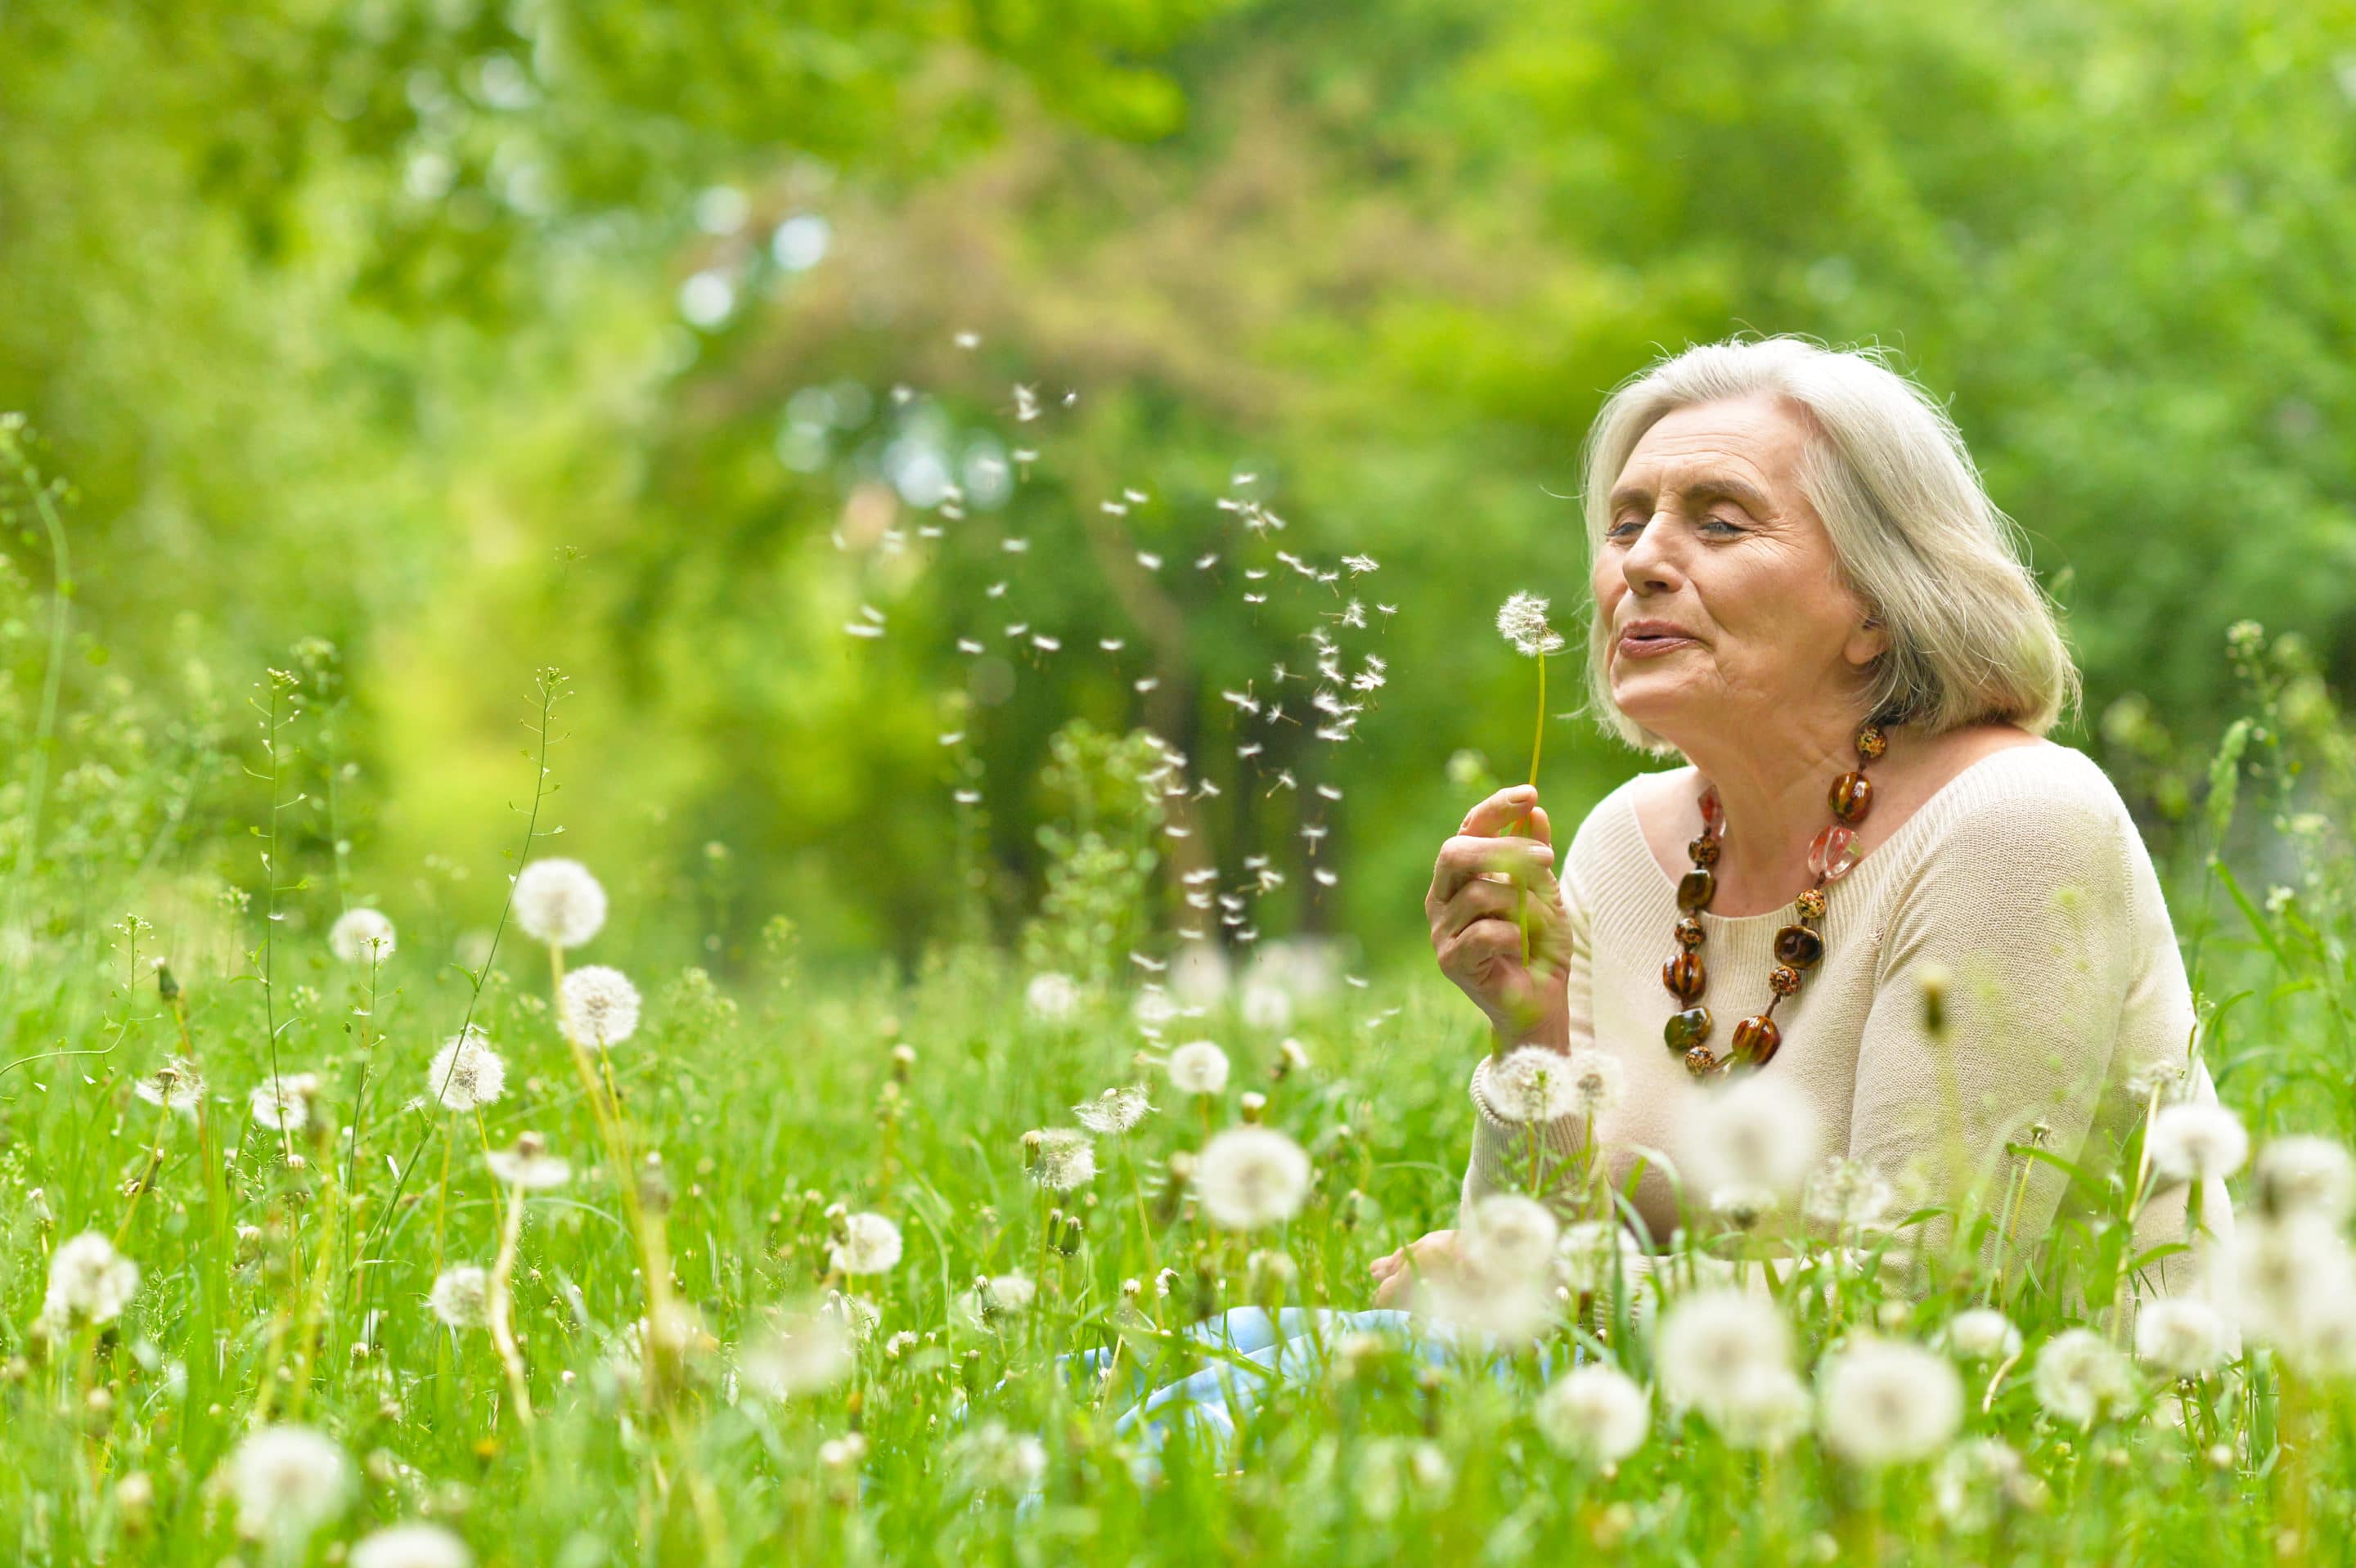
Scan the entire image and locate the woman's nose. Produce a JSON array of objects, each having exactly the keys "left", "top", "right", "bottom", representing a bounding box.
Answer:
[{"left": 1620, "top": 514, "right": 1683, "bottom": 590}]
